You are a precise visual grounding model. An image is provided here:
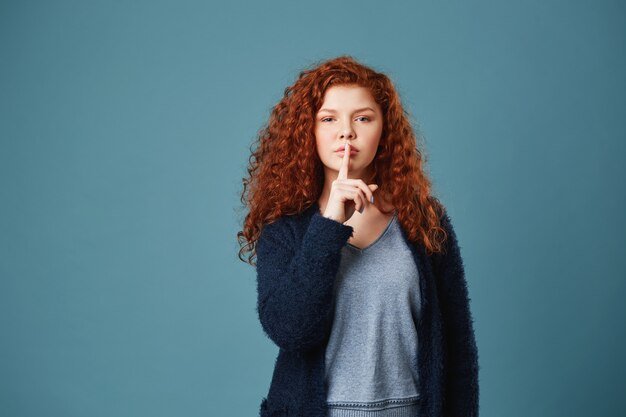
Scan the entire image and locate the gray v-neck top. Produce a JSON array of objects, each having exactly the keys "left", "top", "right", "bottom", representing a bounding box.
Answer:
[{"left": 324, "top": 211, "right": 422, "bottom": 416}]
